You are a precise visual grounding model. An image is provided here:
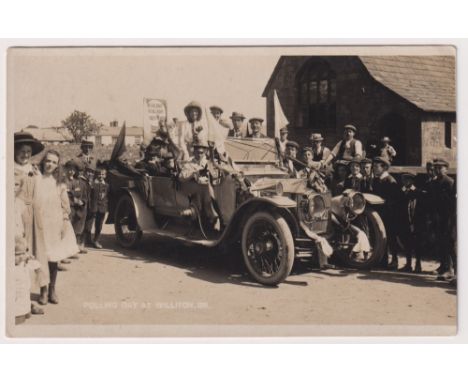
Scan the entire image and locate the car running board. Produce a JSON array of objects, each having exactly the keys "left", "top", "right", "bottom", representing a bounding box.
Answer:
[{"left": 143, "top": 227, "right": 219, "bottom": 247}]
